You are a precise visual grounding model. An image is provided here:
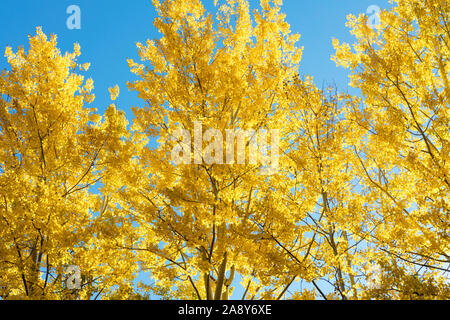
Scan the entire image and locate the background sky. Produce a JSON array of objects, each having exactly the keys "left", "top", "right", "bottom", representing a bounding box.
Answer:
[
  {"left": 0, "top": 0, "right": 391, "bottom": 118},
  {"left": 0, "top": 0, "right": 390, "bottom": 299}
]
